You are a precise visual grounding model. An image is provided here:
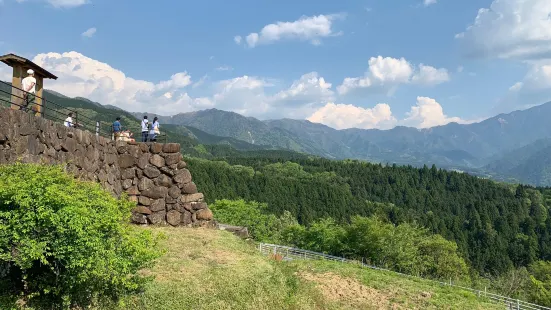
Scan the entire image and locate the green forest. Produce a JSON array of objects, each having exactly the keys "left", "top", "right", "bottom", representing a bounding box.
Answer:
[{"left": 186, "top": 154, "right": 551, "bottom": 278}]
